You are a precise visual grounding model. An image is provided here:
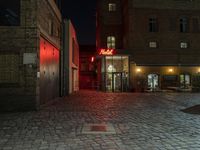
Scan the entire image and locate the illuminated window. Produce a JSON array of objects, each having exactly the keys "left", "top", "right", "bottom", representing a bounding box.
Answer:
[
  {"left": 107, "top": 36, "right": 116, "bottom": 49},
  {"left": 180, "top": 17, "right": 189, "bottom": 32},
  {"left": 108, "top": 3, "right": 116, "bottom": 11},
  {"left": 180, "top": 42, "right": 188, "bottom": 48},
  {"left": 180, "top": 74, "right": 191, "bottom": 88},
  {"left": 149, "top": 41, "right": 157, "bottom": 48},
  {"left": 149, "top": 17, "right": 158, "bottom": 32}
]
